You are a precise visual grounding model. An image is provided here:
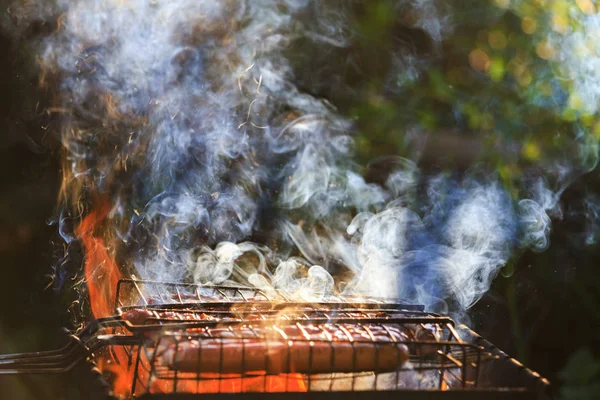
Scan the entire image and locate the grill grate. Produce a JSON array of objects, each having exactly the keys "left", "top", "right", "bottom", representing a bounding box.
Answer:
[
  {"left": 0, "top": 279, "right": 549, "bottom": 399},
  {"left": 108, "top": 280, "right": 484, "bottom": 395}
]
